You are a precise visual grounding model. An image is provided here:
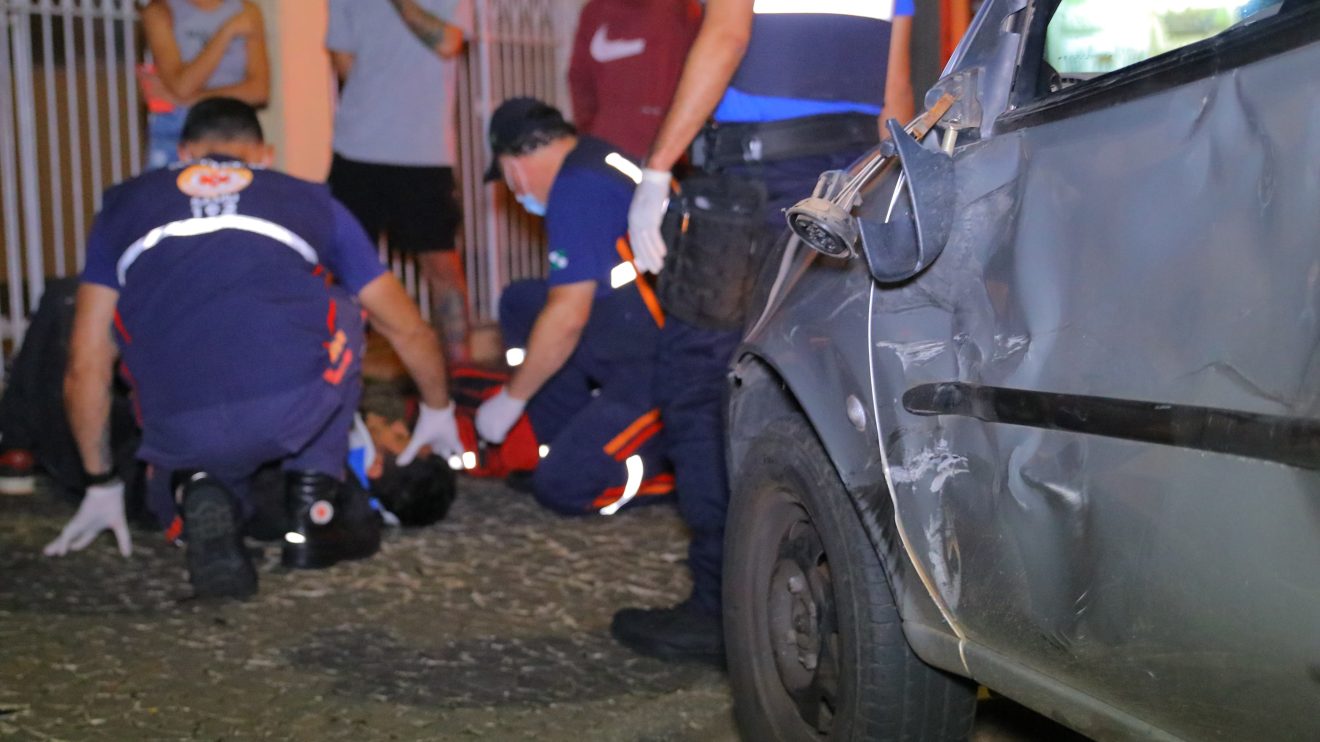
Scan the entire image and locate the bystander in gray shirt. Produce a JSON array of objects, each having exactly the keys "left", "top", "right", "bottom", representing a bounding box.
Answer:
[{"left": 327, "top": 0, "right": 473, "bottom": 167}]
